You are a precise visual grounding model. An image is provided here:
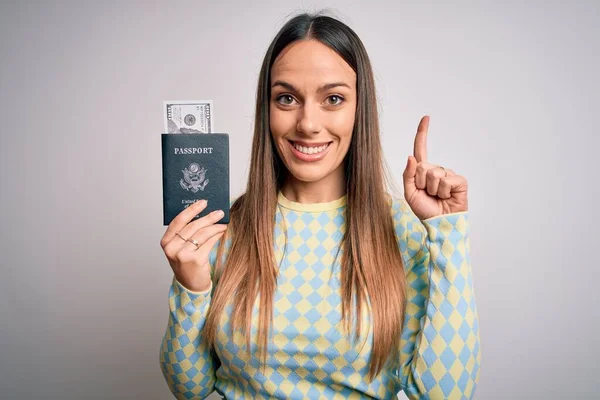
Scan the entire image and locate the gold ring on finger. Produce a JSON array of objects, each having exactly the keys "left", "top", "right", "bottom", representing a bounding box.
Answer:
[
  {"left": 186, "top": 238, "right": 200, "bottom": 250},
  {"left": 436, "top": 165, "right": 447, "bottom": 177}
]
